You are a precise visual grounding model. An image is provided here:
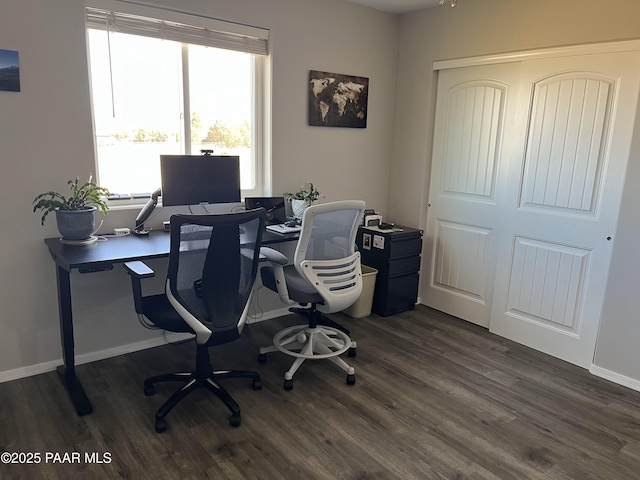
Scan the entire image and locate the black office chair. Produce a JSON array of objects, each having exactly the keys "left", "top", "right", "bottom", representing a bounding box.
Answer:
[
  {"left": 124, "top": 210, "right": 265, "bottom": 433},
  {"left": 258, "top": 200, "right": 365, "bottom": 390}
]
